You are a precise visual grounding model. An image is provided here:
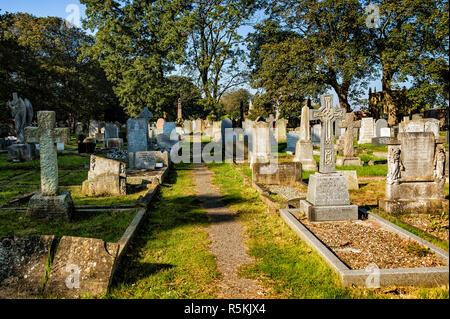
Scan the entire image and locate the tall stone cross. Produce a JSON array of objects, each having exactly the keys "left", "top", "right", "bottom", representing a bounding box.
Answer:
[
  {"left": 24, "top": 111, "right": 70, "bottom": 196},
  {"left": 312, "top": 94, "right": 345, "bottom": 173},
  {"left": 339, "top": 112, "right": 361, "bottom": 158}
]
